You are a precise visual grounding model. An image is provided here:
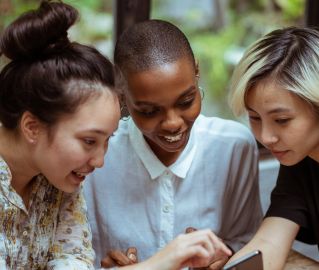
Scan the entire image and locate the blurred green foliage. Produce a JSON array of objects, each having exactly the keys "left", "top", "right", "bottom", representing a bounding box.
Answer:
[
  {"left": 153, "top": 0, "right": 305, "bottom": 117},
  {"left": 0, "top": 0, "right": 306, "bottom": 118},
  {"left": 0, "top": 0, "right": 113, "bottom": 50}
]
